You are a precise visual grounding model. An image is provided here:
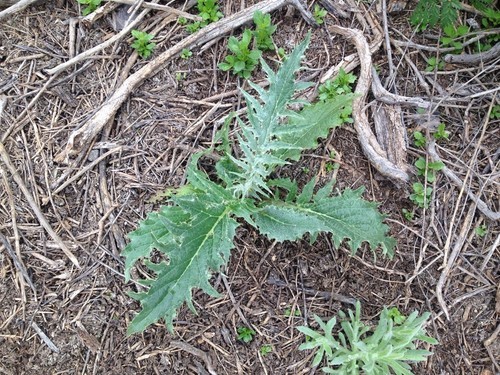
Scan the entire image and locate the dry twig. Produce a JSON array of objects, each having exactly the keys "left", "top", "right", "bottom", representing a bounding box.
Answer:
[
  {"left": 170, "top": 340, "right": 217, "bottom": 375},
  {"left": 0, "top": 96, "right": 80, "bottom": 268},
  {"left": 328, "top": 25, "right": 410, "bottom": 183},
  {"left": 0, "top": 0, "right": 39, "bottom": 21}
]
